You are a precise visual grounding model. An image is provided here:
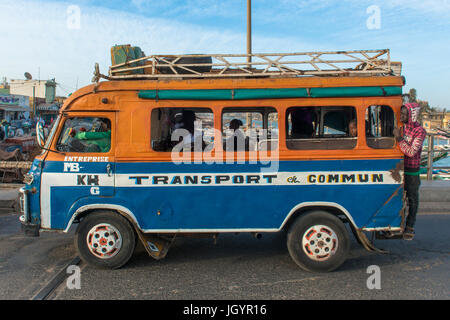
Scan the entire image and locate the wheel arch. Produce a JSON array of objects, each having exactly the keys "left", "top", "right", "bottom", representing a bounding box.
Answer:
[
  {"left": 280, "top": 202, "right": 358, "bottom": 232},
  {"left": 64, "top": 204, "right": 142, "bottom": 233}
]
